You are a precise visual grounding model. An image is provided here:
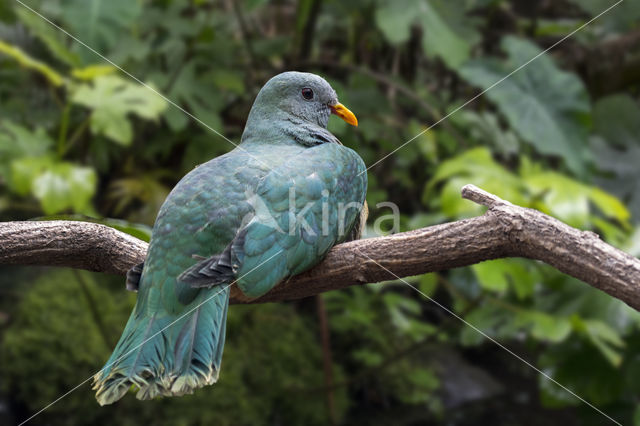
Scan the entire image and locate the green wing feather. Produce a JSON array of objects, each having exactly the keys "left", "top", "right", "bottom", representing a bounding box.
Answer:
[{"left": 235, "top": 143, "right": 366, "bottom": 298}]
